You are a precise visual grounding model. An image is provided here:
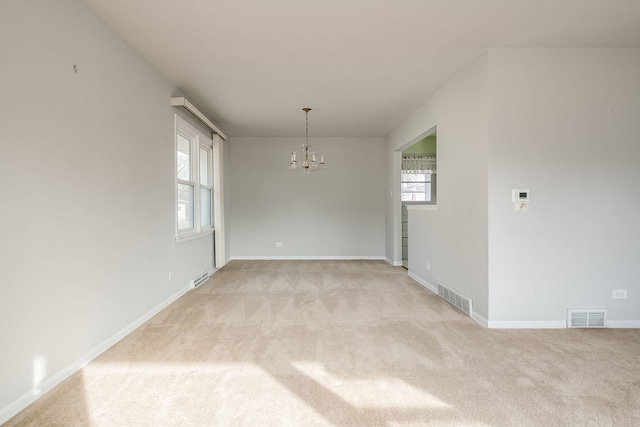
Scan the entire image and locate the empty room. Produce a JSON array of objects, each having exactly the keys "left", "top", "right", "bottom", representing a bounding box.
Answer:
[{"left": 1, "top": 0, "right": 639, "bottom": 425}]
